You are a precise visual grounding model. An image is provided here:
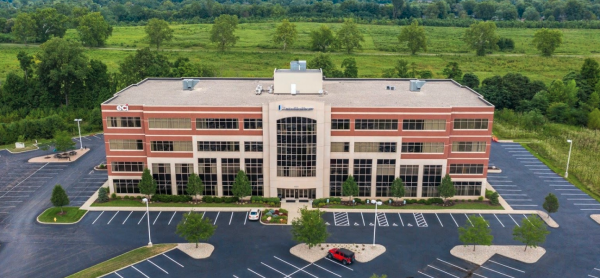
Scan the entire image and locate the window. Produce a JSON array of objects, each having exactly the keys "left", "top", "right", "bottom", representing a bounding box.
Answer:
[
  {"left": 330, "top": 159, "right": 349, "bottom": 197},
  {"left": 151, "top": 141, "right": 193, "bottom": 152},
  {"left": 453, "top": 119, "right": 489, "bottom": 130},
  {"left": 175, "top": 163, "right": 193, "bottom": 195},
  {"left": 376, "top": 159, "right": 395, "bottom": 197},
  {"left": 244, "top": 119, "right": 262, "bottom": 129},
  {"left": 245, "top": 159, "right": 264, "bottom": 196},
  {"left": 111, "top": 162, "right": 144, "bottom": 172},
  {"left": 422, "top": 165, "right": 442, "bottom": 197},
  {"left": 221, "top": 158, "right": 240, "bottom": 196},
  {"left": 399, "top": 165, "right": 419, "bottom": 197},
  {"left": 113, "top": 179, "right": 140, "bottom": 194},
  {"left": 244, "top": 142, "right": 263, "bottom": 152},
  {"left": 277, "top": 117, "right": 317, "bottom": 177},
  {"left": 355, "top": 119, "right": 398, "bottom": 130},
  {"left": 152, "top": 163, "right": 172, "bottom": 195},
  {"left": 148, "top": 118, "right": 190, "bottom": 129},
  {"left": 331, "top": 142, "right": 349, "bottom": 152},
  {"left": 109, "top": 139, "right": 143, "bottom": 150},
  {"left": 401, "top": 142, "right": 444, "bottom": 153},
  {"left": 402, "top": 119, "right": 446, "bottom": 130},
  {"left": 354, "top": 142, "right": 396, "bottom": 153},
  {"left": 198, "top": 158, "right": 217, "bottom": 196},
  {"left": 107, "top": 117, "right": 141, "bottom": 128},
  {"left": 449, "top": 164, "right": 484, "bottom": 174},
  {"left": 331, "top": 119, "right": 350, "bottom": 130},
  {"left": 197, "top": 141, "right": 240, "bottom": 152},
  {"left": 196, "top": 118, "right": 239, "bottom": 129},
  {"left": 452, "top": 141, "right": 487, "bottom": 152},
  {"left": 354, "top": 159, "right": 372, "bottom": 197},
  {"left": 453, "top": 181, "right": 483, "bottom": 196}
]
